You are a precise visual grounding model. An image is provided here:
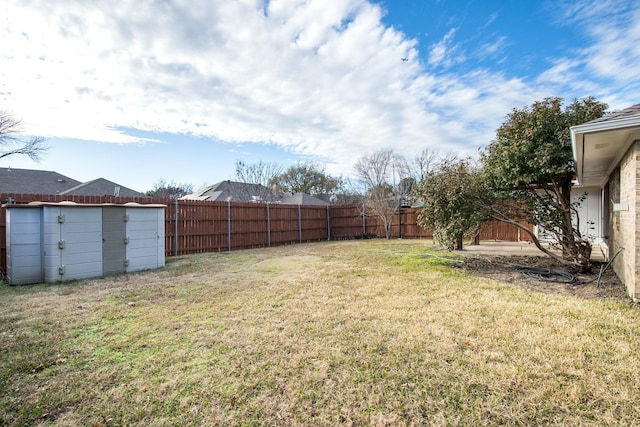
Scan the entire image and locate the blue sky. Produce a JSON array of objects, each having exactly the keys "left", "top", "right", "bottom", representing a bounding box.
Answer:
[{"left": 1, "top": 0, "right": 639, "bottom": 193}]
